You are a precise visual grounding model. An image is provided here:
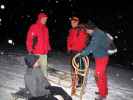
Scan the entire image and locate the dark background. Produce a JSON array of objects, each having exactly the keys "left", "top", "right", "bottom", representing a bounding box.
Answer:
[{"left": 0, "top": 0, "right": 133, "bottom": 68}]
